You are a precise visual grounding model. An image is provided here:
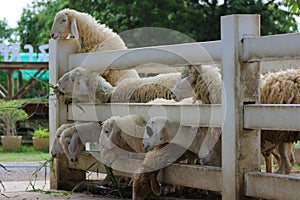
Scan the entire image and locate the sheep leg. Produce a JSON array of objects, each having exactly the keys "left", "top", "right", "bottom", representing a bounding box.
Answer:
[
  {"left": 264, "top": 153, "right": 273, "bottom": 173},
  {"left": 276, "top": 143, "right": 293, "bottom": 174}
]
